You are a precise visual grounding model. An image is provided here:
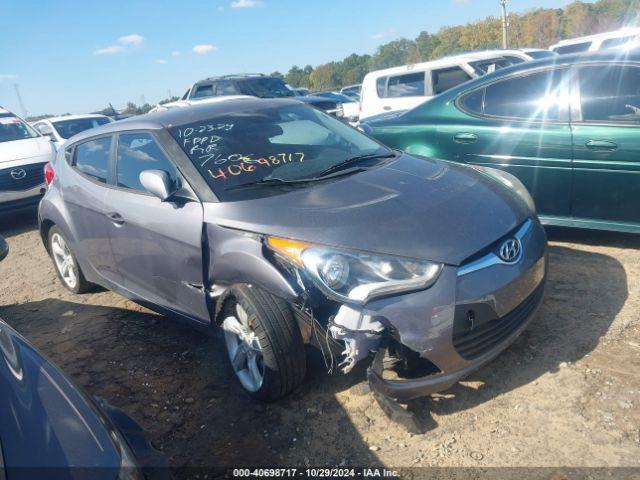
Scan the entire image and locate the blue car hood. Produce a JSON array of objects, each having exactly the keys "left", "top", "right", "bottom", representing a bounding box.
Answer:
[{"left": 0, "top": 319, "right": 122, "bottom": 472}]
